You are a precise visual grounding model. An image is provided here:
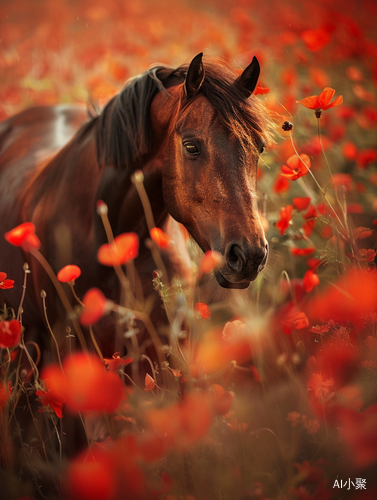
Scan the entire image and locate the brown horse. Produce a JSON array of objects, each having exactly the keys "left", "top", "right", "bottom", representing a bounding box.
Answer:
[{"left": 0, "top": 53, "right": 273, "bottom": 359}]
